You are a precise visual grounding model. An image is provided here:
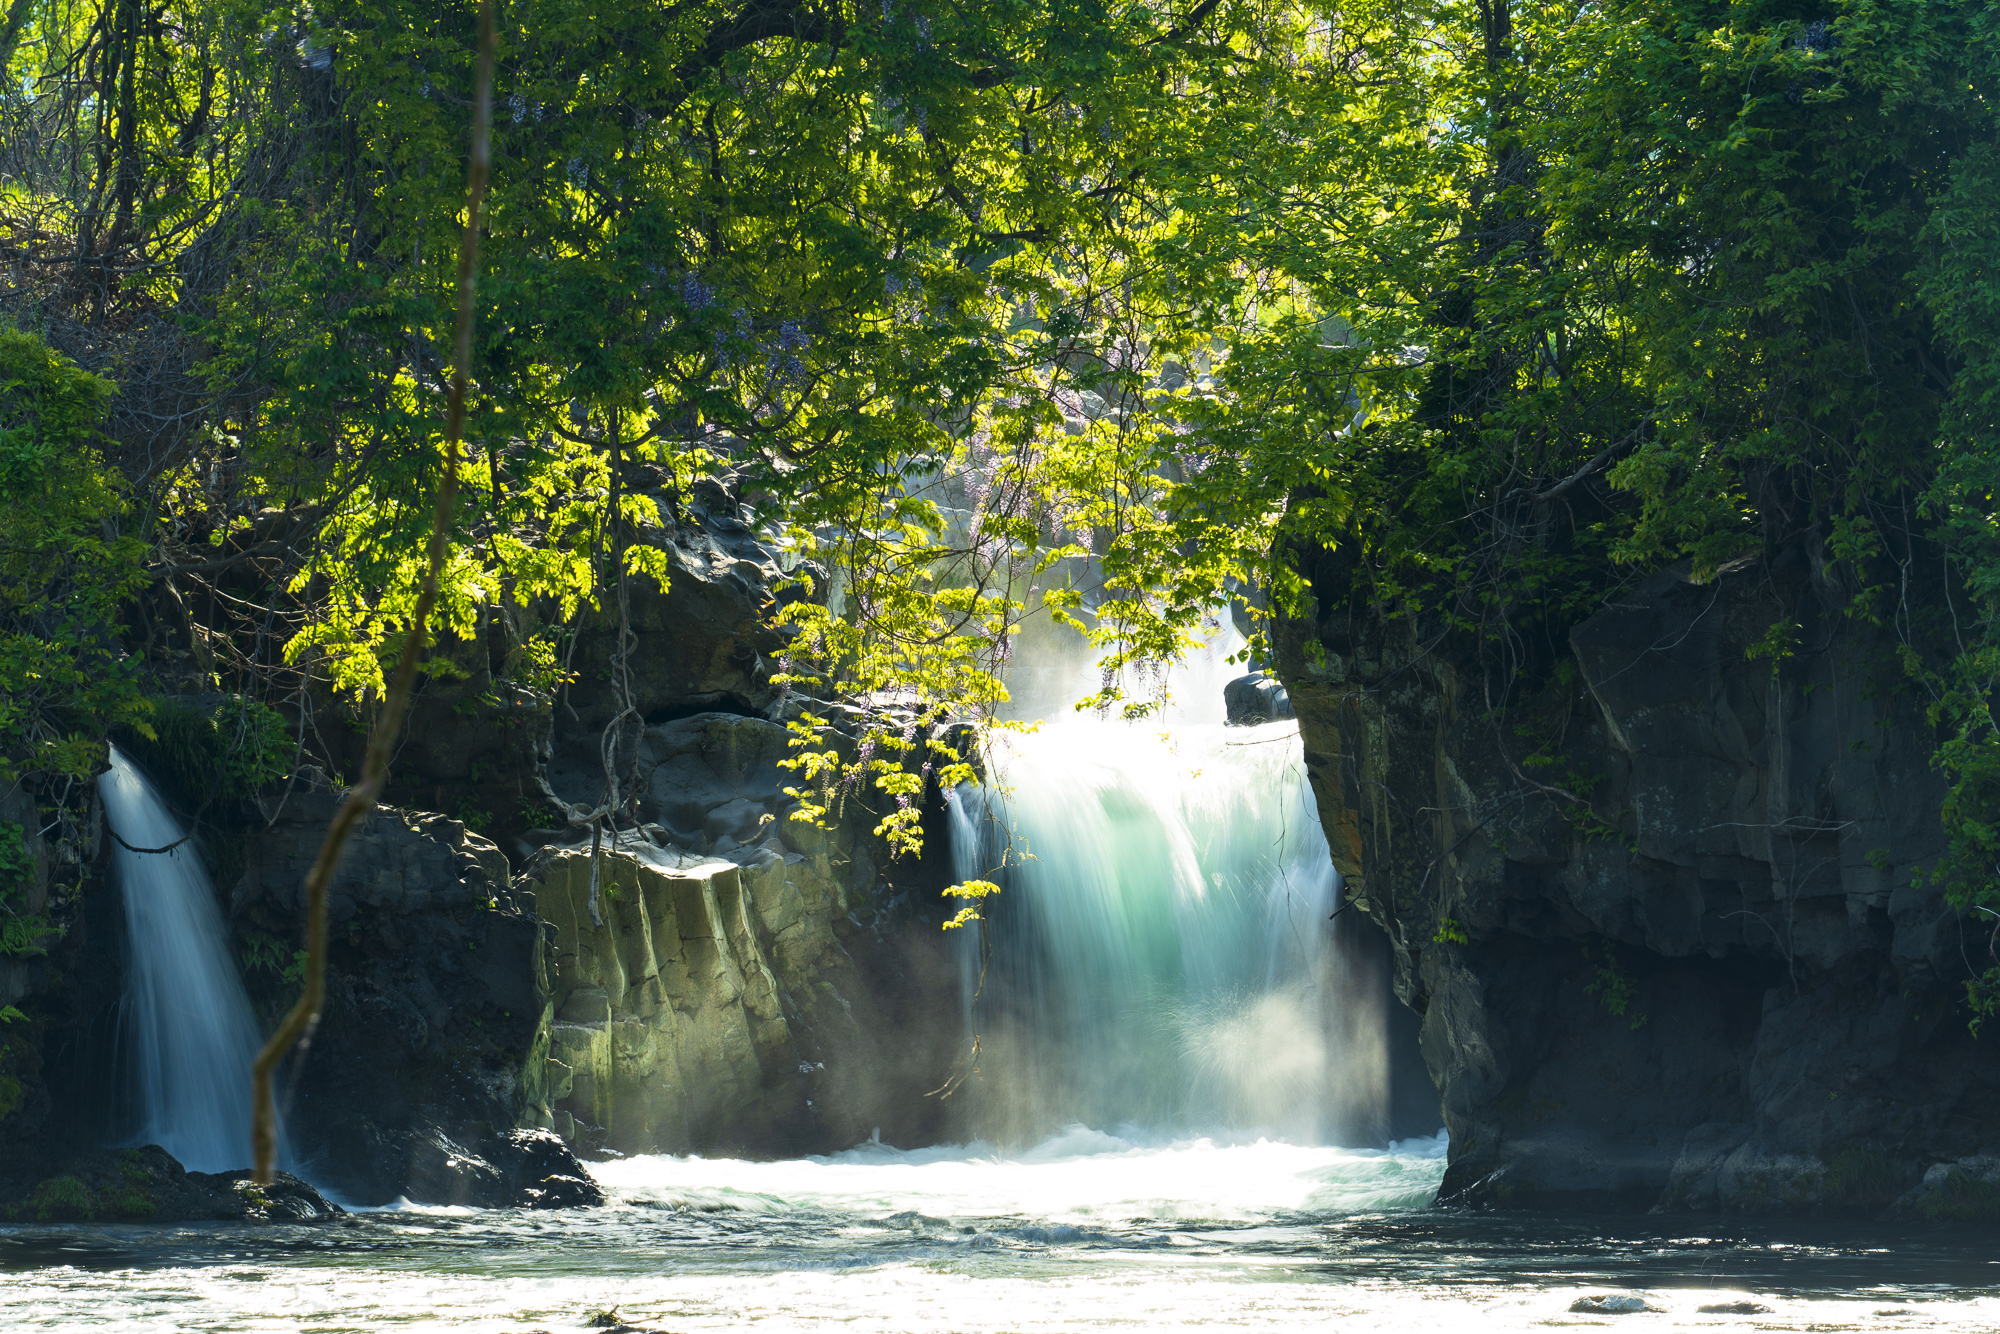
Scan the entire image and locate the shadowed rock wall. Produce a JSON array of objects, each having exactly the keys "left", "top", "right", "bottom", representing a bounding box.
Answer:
[{"left": 1274, "top": 544, "right": 2000, "bottom": 1216}]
